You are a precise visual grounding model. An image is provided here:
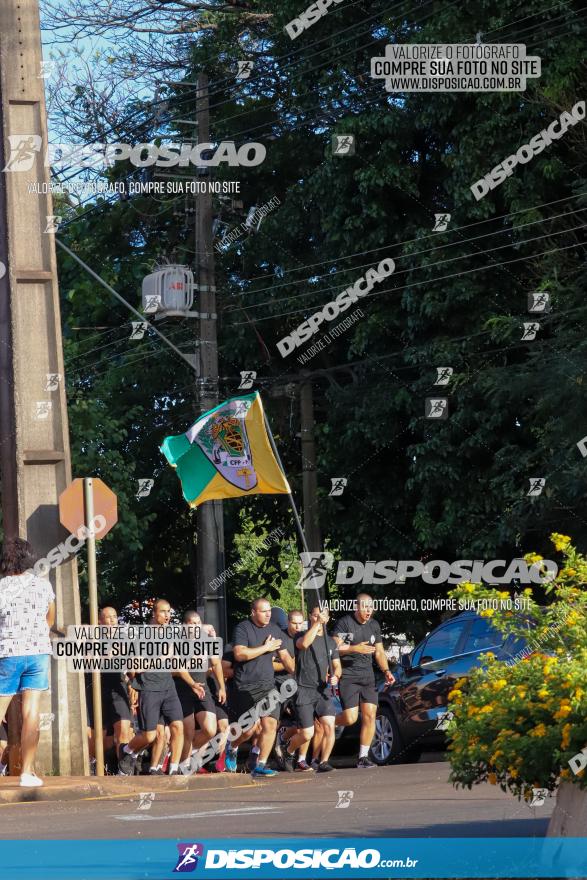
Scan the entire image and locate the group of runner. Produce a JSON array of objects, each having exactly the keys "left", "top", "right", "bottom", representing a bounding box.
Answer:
[{"left": 86, "top": 593, "right": 395, "bottom": 778}]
